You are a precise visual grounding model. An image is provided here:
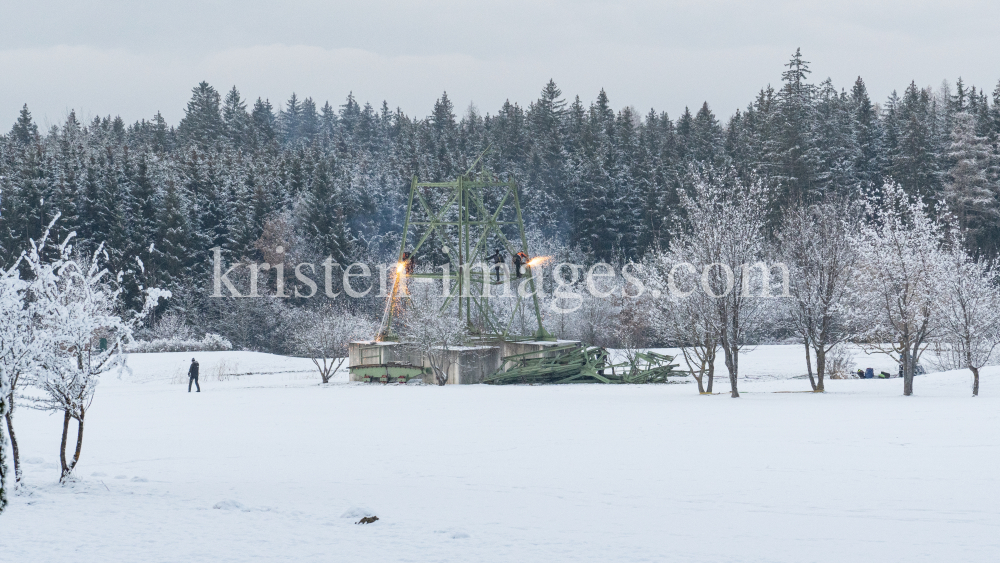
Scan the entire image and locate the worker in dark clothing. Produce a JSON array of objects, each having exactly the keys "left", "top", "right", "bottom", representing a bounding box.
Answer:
[
  {"left": 188, "top": 358, "right": 200, "bottom": 392},
  {"left": 486, "top": 248, "right": 505, "bottom": 282}
]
